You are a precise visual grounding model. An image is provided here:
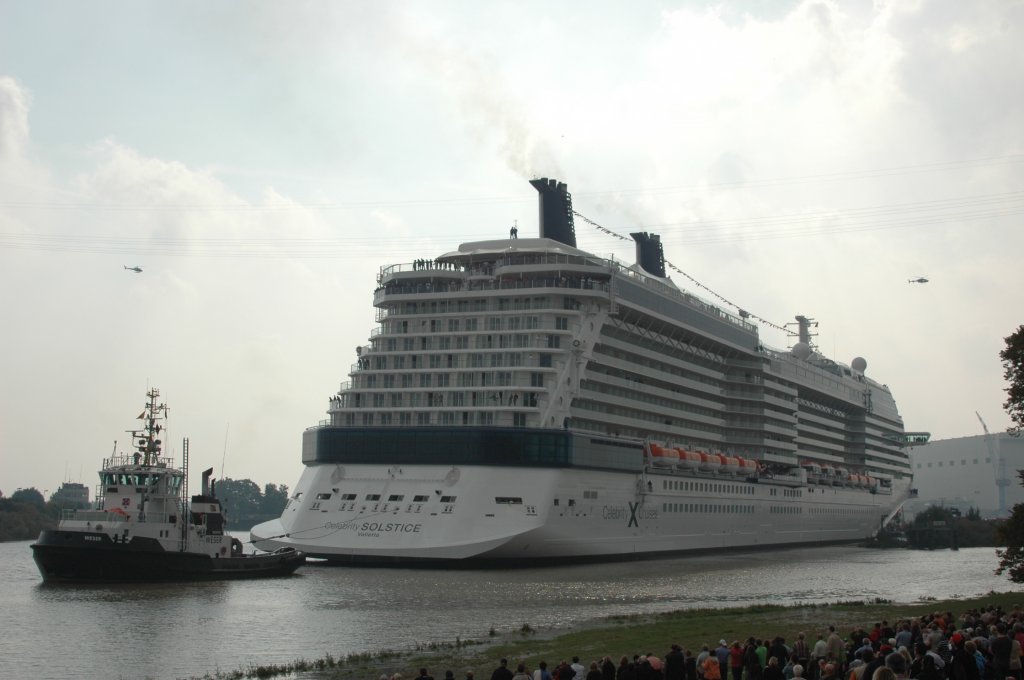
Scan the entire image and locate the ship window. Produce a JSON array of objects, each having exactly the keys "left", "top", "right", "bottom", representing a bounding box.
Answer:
[
  {"left": 413, "top": 495, "right": 430, "bottom": 502},
  {"left": 341, "top": 493, "right": 357, "bottom": 500},
  {"left": 316, "top": 493, "right": 332, "bottom": 500},
  {"left": 365, "top": 494, "right": 381, "bottom": 501},
  {"left": 440, "top": 495, "right": 457, "bottom": 503},
  {"left": 495, "top": 497, "right": 523, "bottom": 504},
  {"left": 388, "top": 494, "right": 404, "bottom": 501}
]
